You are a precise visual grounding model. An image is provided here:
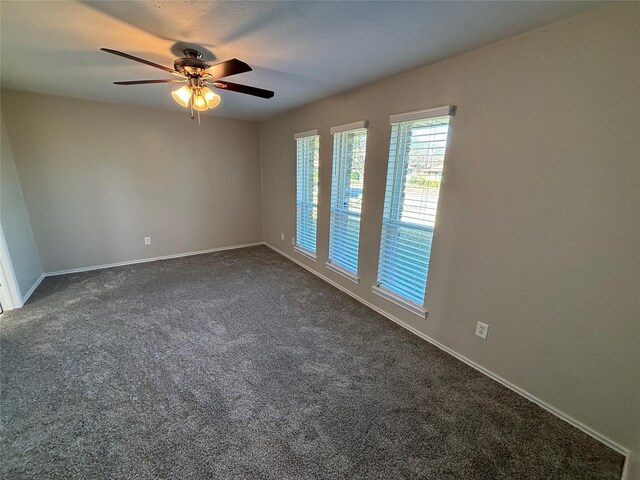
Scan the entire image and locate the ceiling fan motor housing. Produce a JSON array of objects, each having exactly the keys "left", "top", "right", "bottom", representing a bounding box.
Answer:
[{"left": 174, "top": 49, "right": 210, "bottom": 76}]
